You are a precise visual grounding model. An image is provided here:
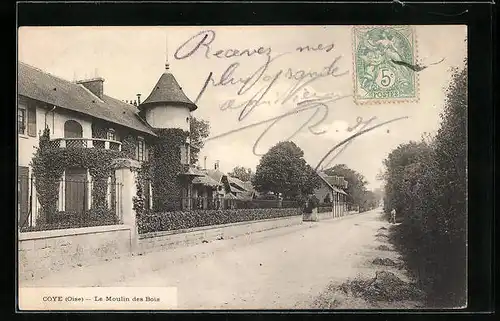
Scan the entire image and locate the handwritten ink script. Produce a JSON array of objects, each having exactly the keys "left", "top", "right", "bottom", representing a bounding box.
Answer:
[{"left": 174, "top": 29, "right": 408, "bottom": 165}]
